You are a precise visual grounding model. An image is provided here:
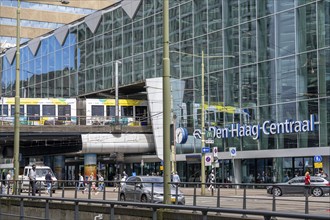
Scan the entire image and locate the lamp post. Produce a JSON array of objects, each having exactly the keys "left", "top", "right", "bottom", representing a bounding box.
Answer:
[
  {"left": 170, "top": 50, "right": 233, "bottom": 195},
  {"left": 13, "top": 0, "right": 21, "bottom": 195},
  {"left": 115, "top": 60, "right": 121, "bottom": 125}
]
